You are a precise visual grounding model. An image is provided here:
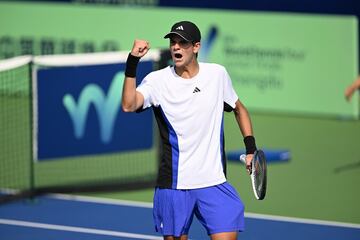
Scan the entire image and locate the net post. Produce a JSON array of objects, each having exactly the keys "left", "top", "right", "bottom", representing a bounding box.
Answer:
[{"left": 28, "top": 57, "right": 35, "bottom": 200}]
